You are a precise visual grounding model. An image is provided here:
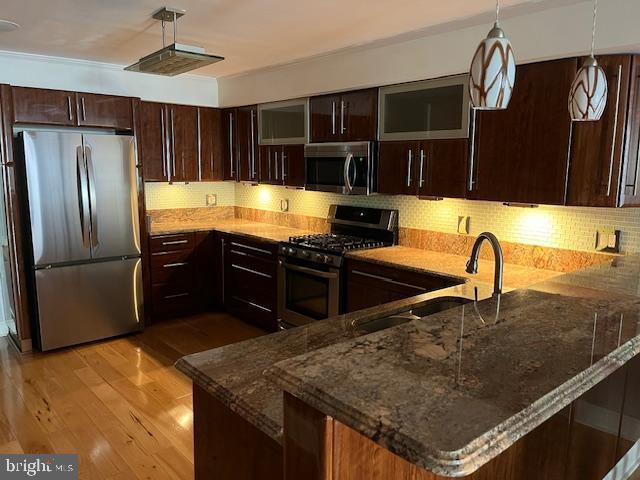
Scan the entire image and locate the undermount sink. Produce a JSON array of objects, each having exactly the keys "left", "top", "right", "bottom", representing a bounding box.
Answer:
[{"left": 356, "top": 296, "right": 472, "bottom": 334}]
